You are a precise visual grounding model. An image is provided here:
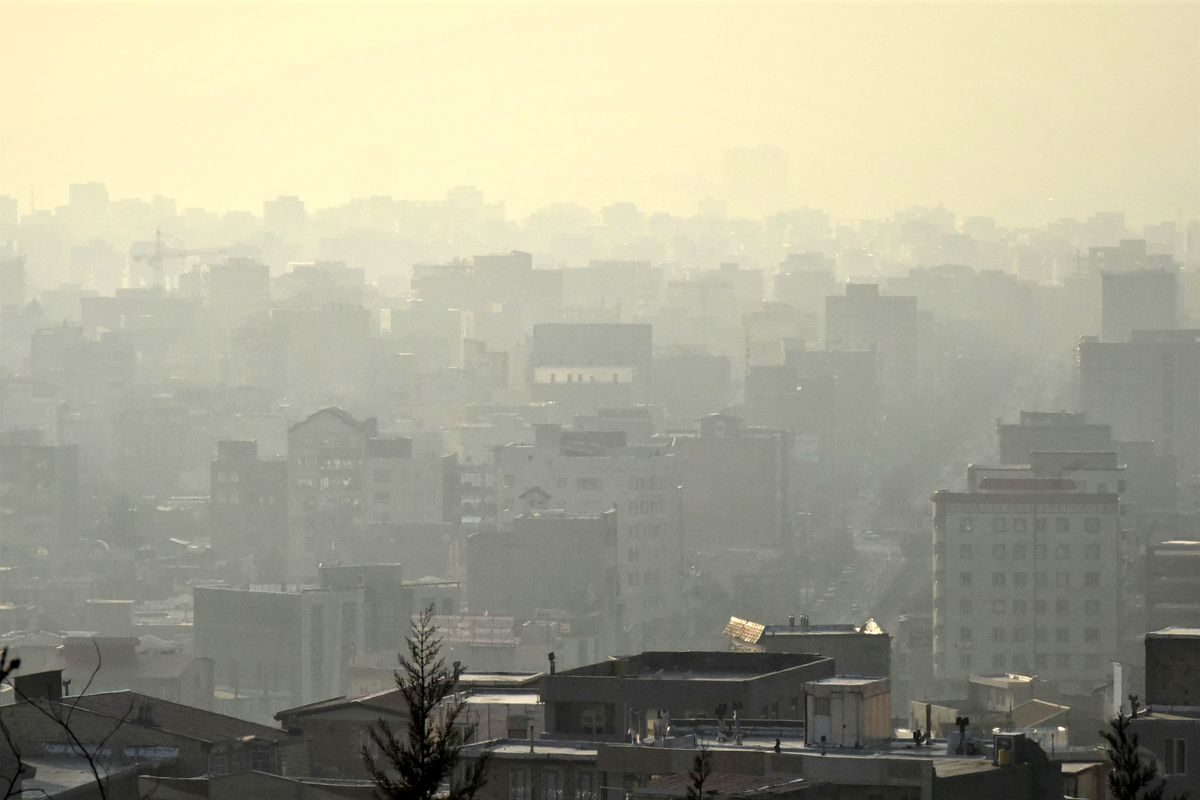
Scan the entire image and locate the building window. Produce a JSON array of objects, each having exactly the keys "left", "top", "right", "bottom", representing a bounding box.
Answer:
[
  {"left": 993, "top": 544, "right": 1006, "bottom": 559},
  {"left": 1034, "top": 545, "right": 1048, "bottom": 560},
  {"left": 993, "top": 572, "right": 1006, "bottom": 588},
  {"left": 1012, "top": 627, "right": 1027, "bottom": 642},
  {"left": 1164, "top": 738, "right": 1187, "bottom": 775},
  {"left": 960, "top": 627, "right": 972, "bottom": 642},
  {"left": 1056, "top": 627, "right": 1070, "bottom": 643},
  {"left": 1056, "top": 653, "right": 1071, "bottom": 668},
  {"left": 960, "top": 598, "right": 973, "bottom": 614},
  {"left": 1013, "top": 544, "right": 1027, "bottom": 559},
  {"left": 959, "top": 544, "right": 974, "bottom": 559},
  {"left": 960, "top": 572, "right": 972, "bottom": 587},
  {"left": 959, "top": 517, "right": 974, "bottom": 533},
  {"left": 1035, "top": 627, "right": 1048, "bottom": 642},
  {"left": 958, "top": 652, "right": 972, "bottom": 669},
  {"left": 1085, "top": 599, "right": 1100, "bottom": 615},
  {"left": 576, "top": 773, "right": 598, "bottom": 800},
  {"left": 1057, "top": 572, "right": 1070, "bottom": 588},
  {"left": 1035, "top": 572, "right": 1048, "bottom": 587},
  {"left": 1085, "top": 572, "right": 1101, "bottom": 588},
  {"left": 992, "top": 599, "right": 1007, "bottom": 614},
  {"left": 993, "top": 517, "right": 1007, "bottom": 533},
  {"left": 1012, "top": 599, "right": 1027, "bottom": 615},
  {"left": 1013, "top": 518, "right": 1028, "bottom": 533},
  {"left": 1056, "top": 517, "right": 1070, "bottom": 533},
  {"left": 1085, "top": 544, "right": 1100, "bottom": 559},
  {"left": 991, "top": 627, "right": 1006, "bottom": 642},
  {"left": 1033, "top": 517, "right": 1047, "bottom": 533},
  {"left": 1035, "top": 653, "right": 1048, "bottom": 668},
  {"left": 542, "top": 769, "right": 563, "bottom": 800},
  {"left": 1013, "top": 572, "right": 1027, "bottom": 587},
  {"left": 580, "top": 705, "right": 607, "bottom": 735},
  {"left": 576, "top": 477, "right": 603, "bottom": 491},
  {"left": 510, "top": 768, "right": 531, "bottom": 800},
  {"left": 1034, "top": 599, "right": 1047, "bottom": 615},
  {"left": 1055, "top": 544, "right": 1069, "bottom": 559},
  {"left": 1085, "top": 627, "right": 1100, "bottom": 643},
  {"left": 992, "top": 653, "right": 1006, "bottom": 670},
  {"left": 1085, "top": 517, "right": 1101, "bottom": 533}
]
